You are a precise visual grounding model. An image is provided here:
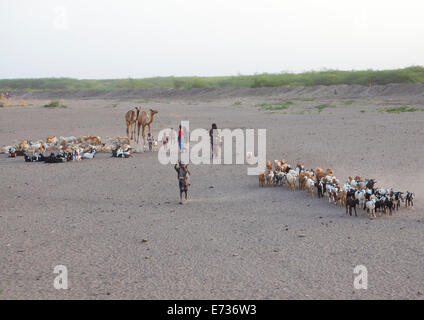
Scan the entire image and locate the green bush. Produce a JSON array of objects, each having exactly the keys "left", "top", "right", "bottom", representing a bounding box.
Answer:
[
  {"left": 43, "top": 101, "right": 66, "bottom": 108},
  {"left": 385, "top": 106, "right": 422, "bottom": 113}
]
